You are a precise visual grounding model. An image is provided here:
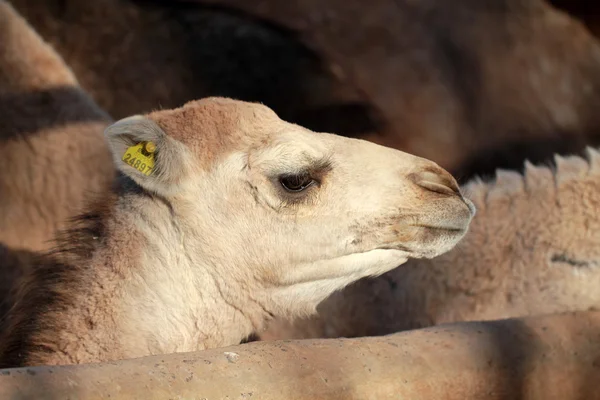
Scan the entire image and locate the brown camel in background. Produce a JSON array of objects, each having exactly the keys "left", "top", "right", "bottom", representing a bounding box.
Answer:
[
  {"left": 0, "top": 0, "right": 114, "bottom": 253},
  {"left": 8, "top": 0, "right": 600, "bottom": 181}
]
